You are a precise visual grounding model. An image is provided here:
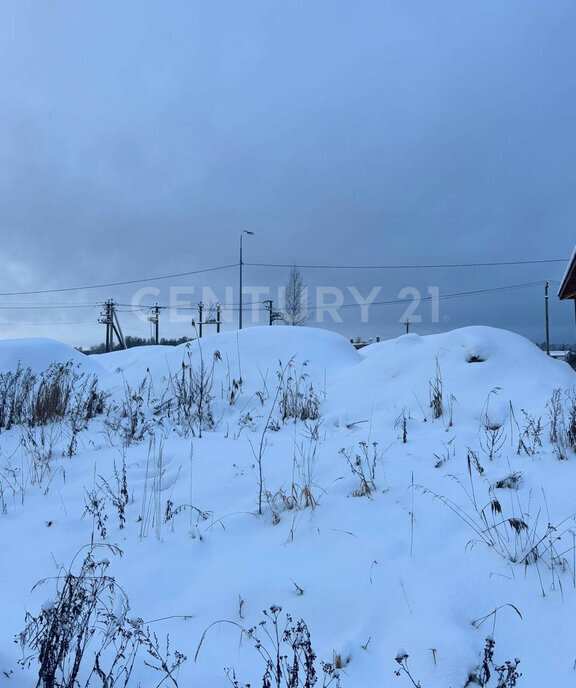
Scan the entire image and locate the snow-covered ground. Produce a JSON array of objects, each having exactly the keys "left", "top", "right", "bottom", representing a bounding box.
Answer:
[{"left": 1, "top": 325, "right": 575, "bottom": 687}]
